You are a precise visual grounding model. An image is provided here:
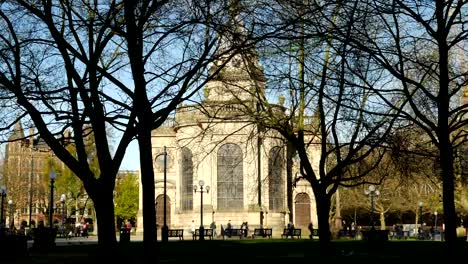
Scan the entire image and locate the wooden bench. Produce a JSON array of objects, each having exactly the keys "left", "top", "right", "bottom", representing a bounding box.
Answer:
[
  {"left": 167, "top": 229, "right": 184, "bottom": 240},
  {"left": 310, "top": 228, "right": 319, "bottom": 239},
  {"left": 192, "top": 228, "right": 214, "bottom": 240},
  {"left": 224, "top": 228, "right": 244, "bottom": 239},
  {"left": 56, "top": 227, "right": 72, "bottom": 239},
  {"left": 252, "top": 228, "right": 272, "bottom": 239},
  {"left": 281, "top": 228, "right": 301, "bottom": 239}
]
